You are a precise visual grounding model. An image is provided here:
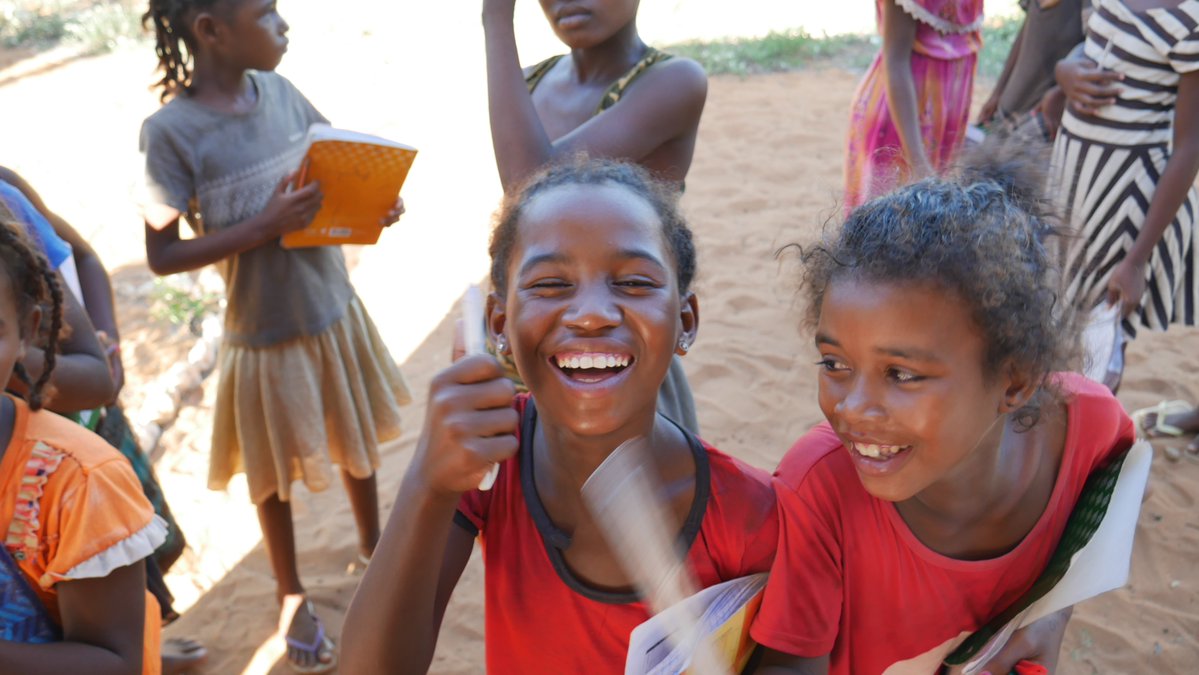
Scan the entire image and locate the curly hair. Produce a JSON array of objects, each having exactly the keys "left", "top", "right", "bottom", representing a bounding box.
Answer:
[
  {"left": 796, "top": 140, "right": 1080, "bottom": 428},
  {"left": 489, "top": 155, "right": 696, "bottom": 296},
  {"left": 0, "top": 211, "right": 64, "bottom": 411},
  {"left": 143, "top": 0, "right": 229, "bottom": 102}
]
